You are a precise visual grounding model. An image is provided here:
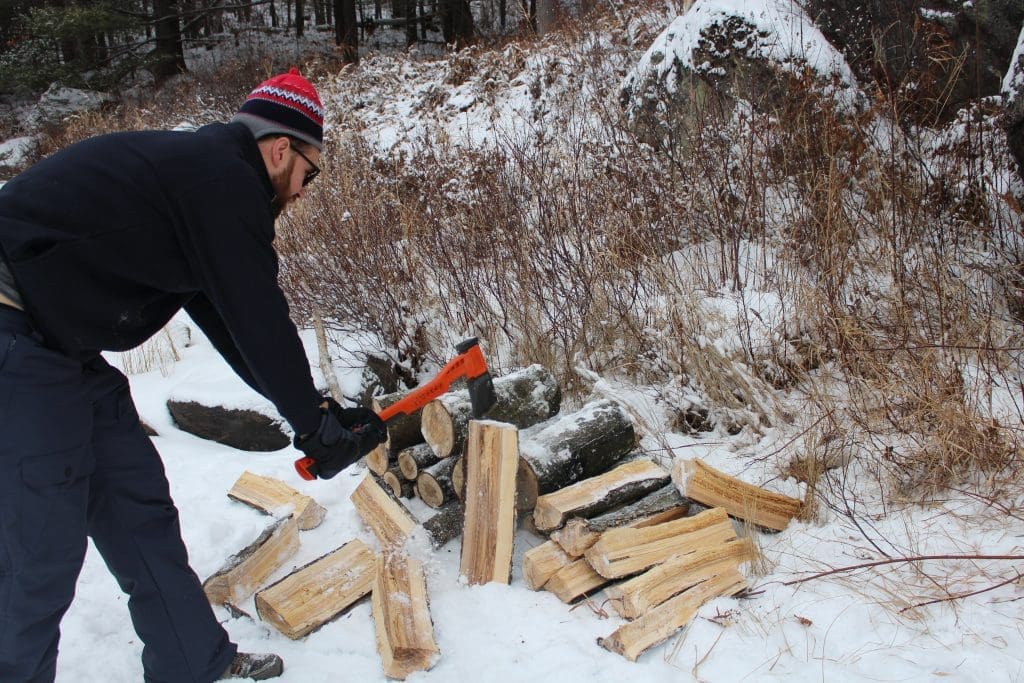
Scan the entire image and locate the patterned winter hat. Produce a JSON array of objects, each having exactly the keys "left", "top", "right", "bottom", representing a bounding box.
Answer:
[{"left": 232, "top": 68, "right": 324, "bottom": 151}]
